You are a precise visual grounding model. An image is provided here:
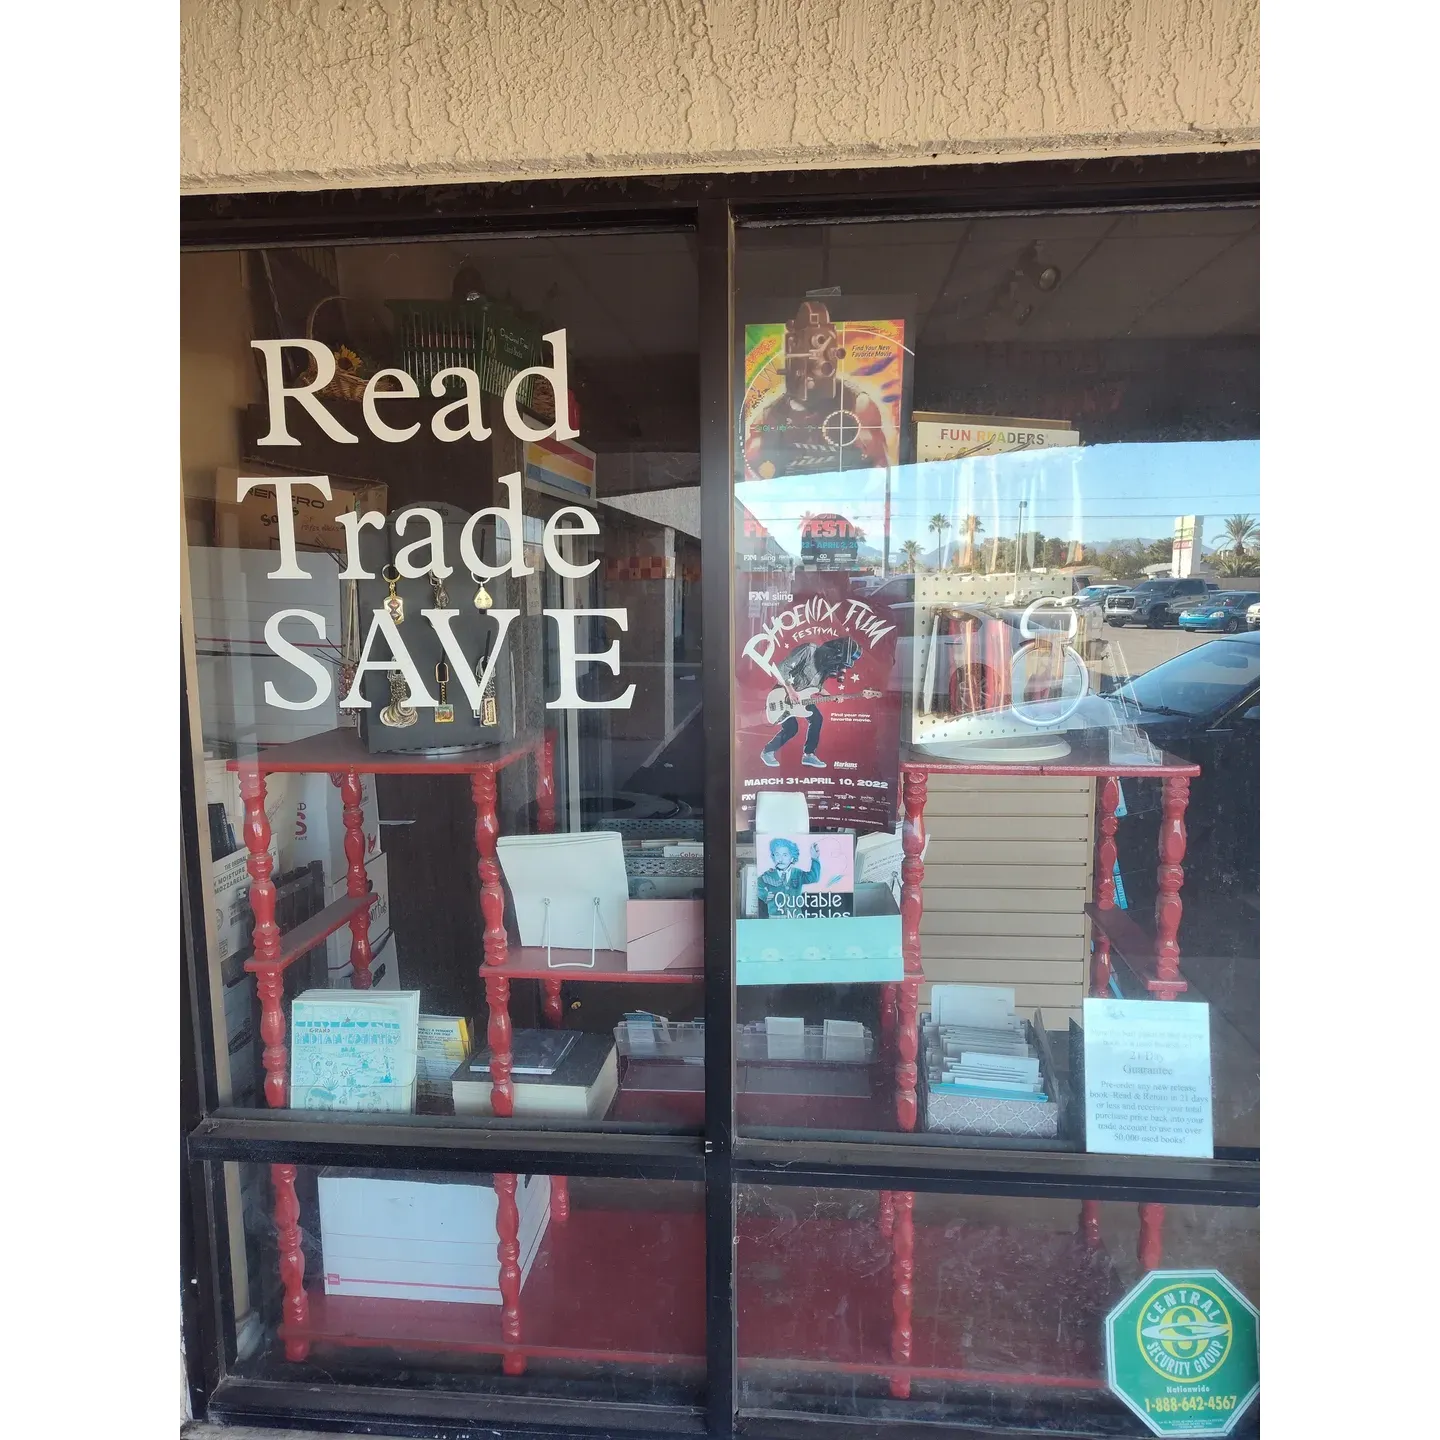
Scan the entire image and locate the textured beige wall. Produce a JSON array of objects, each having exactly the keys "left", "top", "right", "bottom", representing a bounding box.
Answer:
[{"left": 181, "top": 0, "right": 1258, "bottom": 194}]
